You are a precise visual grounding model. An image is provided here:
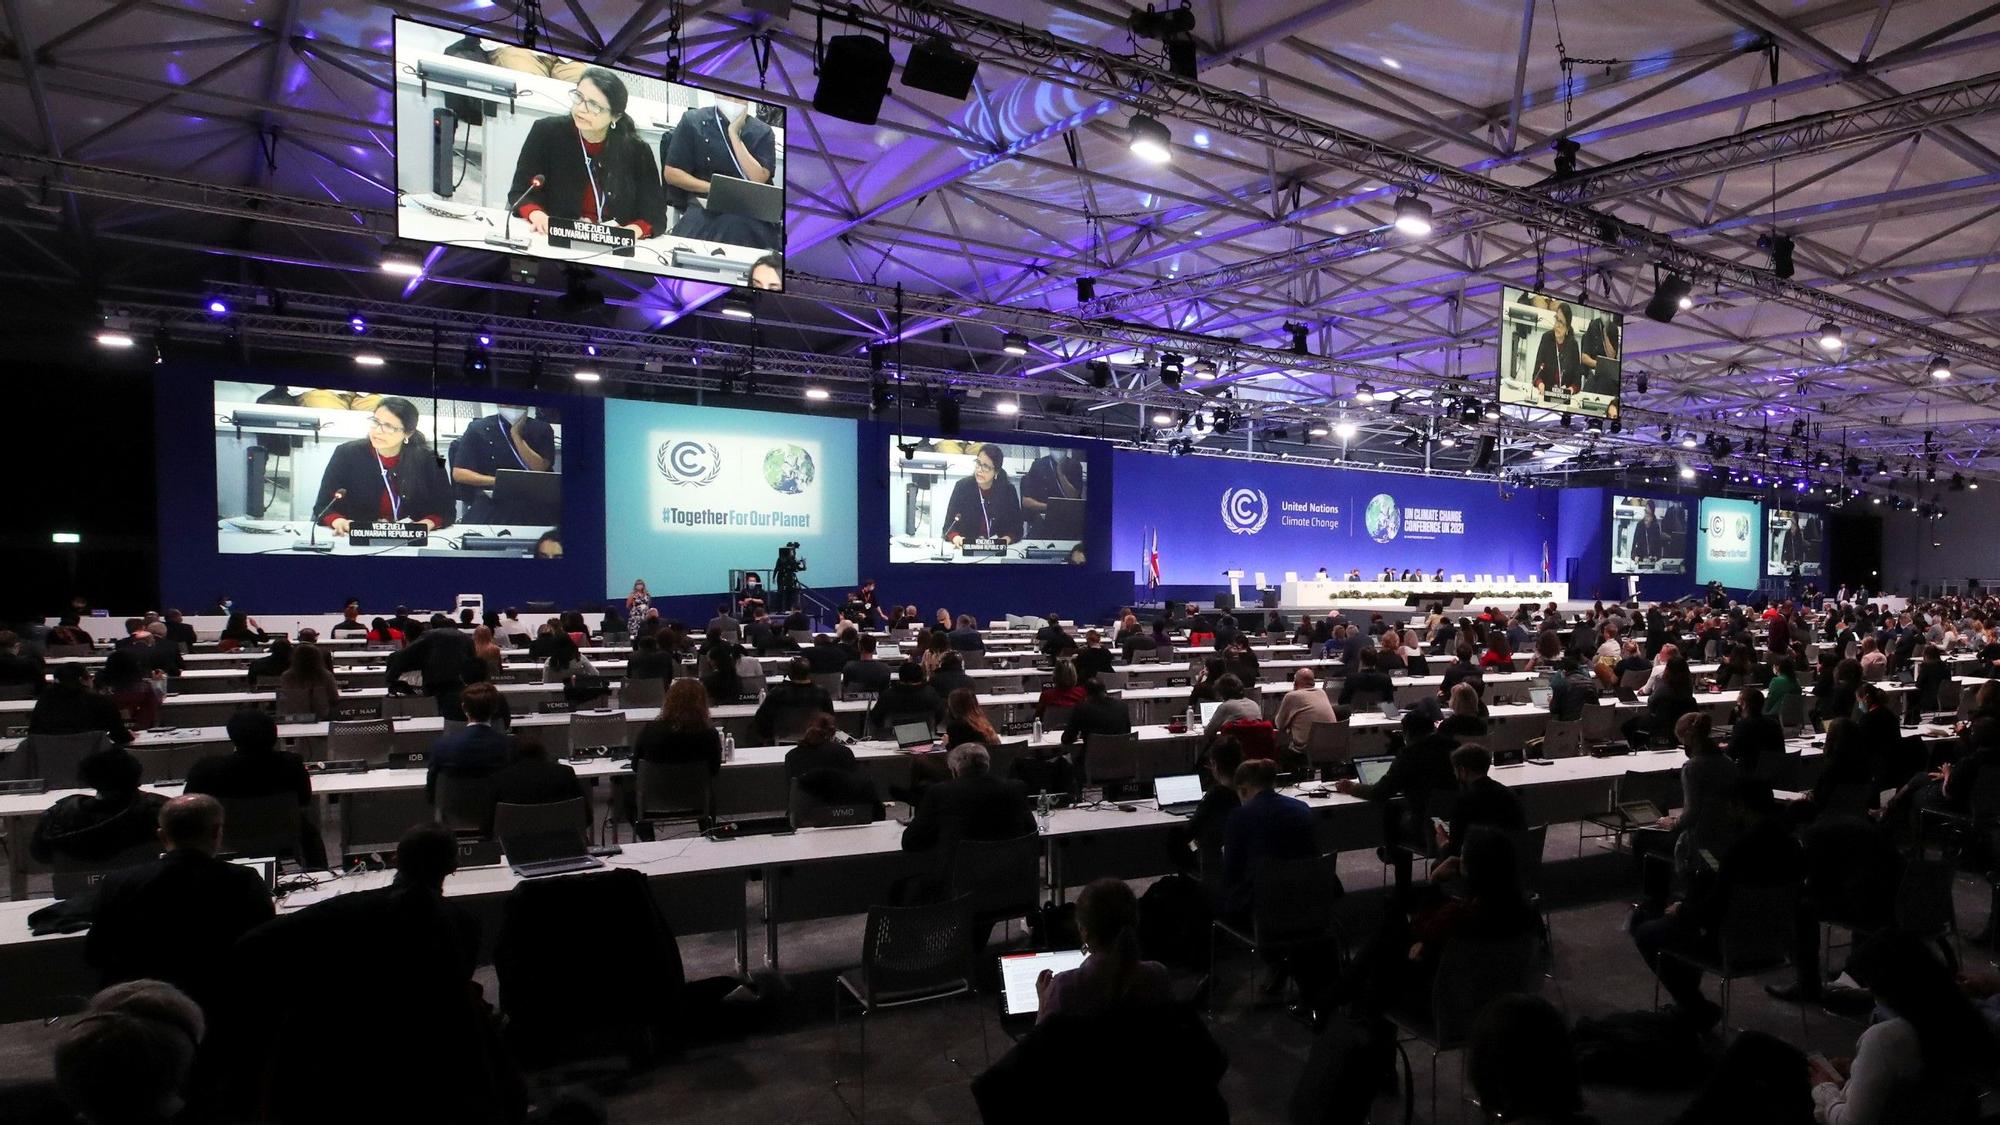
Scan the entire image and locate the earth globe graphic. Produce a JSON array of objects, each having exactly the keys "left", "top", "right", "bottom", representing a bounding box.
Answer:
[{"left": 1364, "top": 494, "right": 1400, "bottom": 543}]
